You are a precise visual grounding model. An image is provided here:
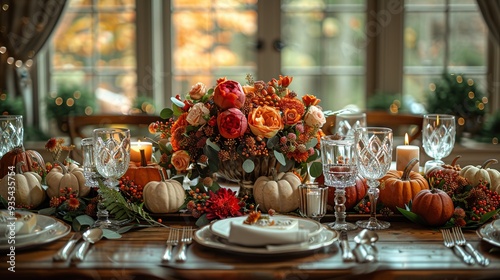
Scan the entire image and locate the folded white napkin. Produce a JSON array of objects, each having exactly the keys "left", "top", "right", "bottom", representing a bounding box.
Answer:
[{"left": 227, "top": 221, "right": 310, "bottom": 247}]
